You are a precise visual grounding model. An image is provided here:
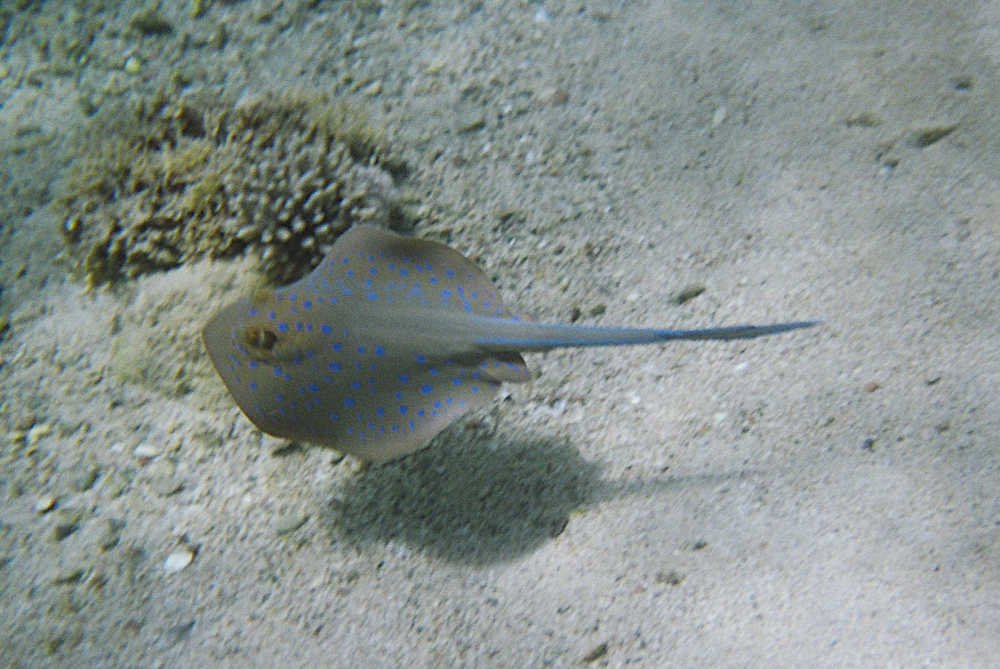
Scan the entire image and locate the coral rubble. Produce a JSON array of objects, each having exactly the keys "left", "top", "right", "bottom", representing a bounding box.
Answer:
[{"left": 60, "top": 88, "right": 413, "bottom": 287}]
